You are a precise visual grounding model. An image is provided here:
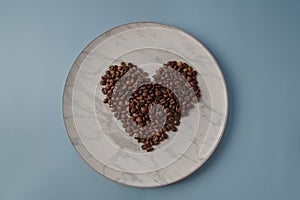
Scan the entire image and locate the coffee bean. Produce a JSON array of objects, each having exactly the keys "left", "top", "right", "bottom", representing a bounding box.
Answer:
[
  {"left": 160, "top": 99, "right": 166, "bottom": 104},
  {"left": 140, "top": 107, "right": 147, "bottom": 113},
  {"left": 103, "top": 98, "right": 108, "bottom": 103},
  {"left": 101, "top": 88, "right": 107, "bottom": 94},
  {"left": 171, "top": 126, "right": 177, "bottom": 132},
  {"left": 146, "top": 146, "right": 154, "bottom": 152},
  {"left": 162, "top": 133, "right": 168, "bottom": 139},
  {"left": 174, "top": 120, "right": 180, "bottom": 126},
  {"left": 136, "top": 116, "right": 142, "bottom": 123},
  {"left": 141, "top": 144, "right": 147, "bottom": 150}
]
